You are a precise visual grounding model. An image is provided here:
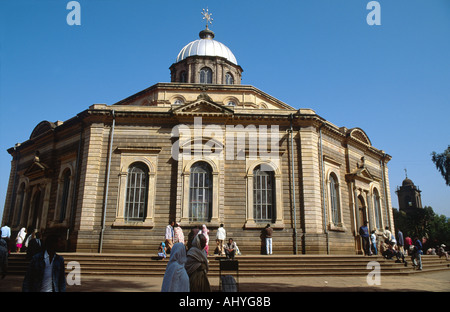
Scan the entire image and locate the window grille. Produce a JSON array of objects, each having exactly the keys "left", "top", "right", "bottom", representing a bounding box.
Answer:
[
  {"left": 189, "top": 162, "right": 212, "bottom": 222},
  {"left": 125, "top": 163, "right": 148, "bottom": 222},
  {"left": 200, "top": 67, "right": 212, "bottom": 84},
  {"left": 253, "top": 166, "right": 275, "bottom": 222},
  {"left": 374, "top": 190, "right": 382, "bottom": 229},
  {"left": 225, "top": 72, "right": 234, "bottom": 85},
  {"left": 329, "top": 174, "right": 341, "bottom": 225}
]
